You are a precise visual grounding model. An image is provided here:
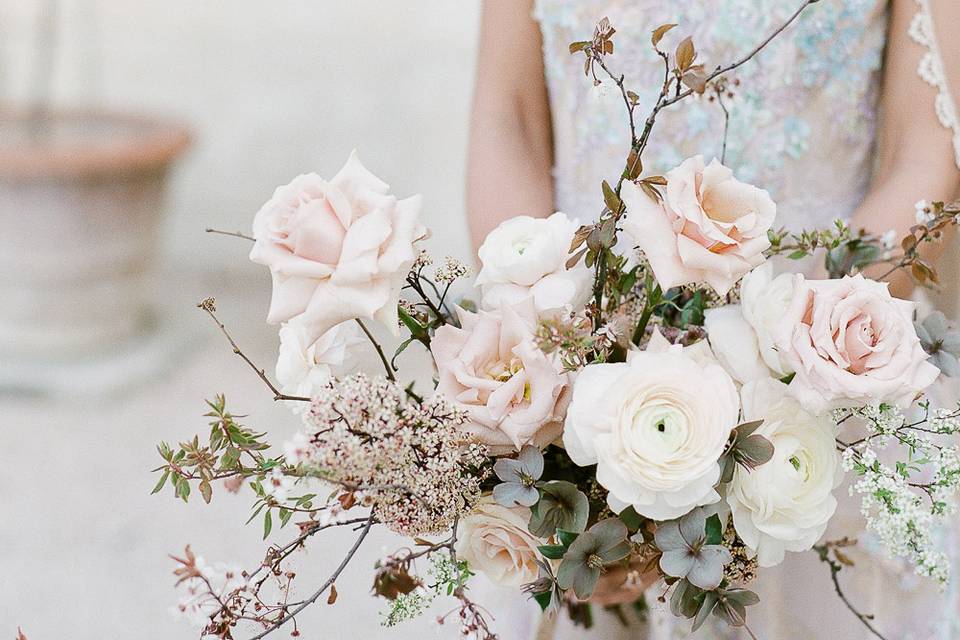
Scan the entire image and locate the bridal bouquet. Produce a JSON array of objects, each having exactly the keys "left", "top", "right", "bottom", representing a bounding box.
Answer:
[{"left": 157, "top": 4, "right": 960, "bottom": 639}]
